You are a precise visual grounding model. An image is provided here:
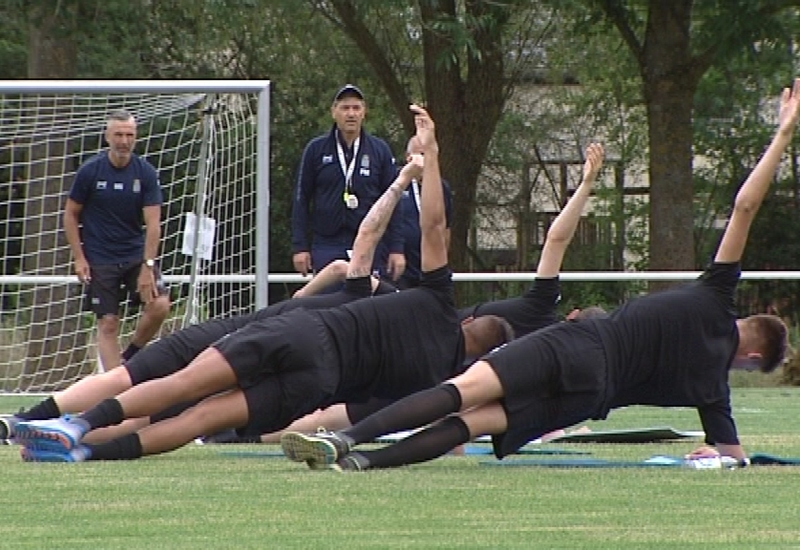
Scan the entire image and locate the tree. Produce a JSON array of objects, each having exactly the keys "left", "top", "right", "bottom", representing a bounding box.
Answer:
[
  {"left": 590, "top": 0, "right": 800, "bottom": 271},
  {"left": 314, "top": 0, "right": 549, "bottom": 271}
]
